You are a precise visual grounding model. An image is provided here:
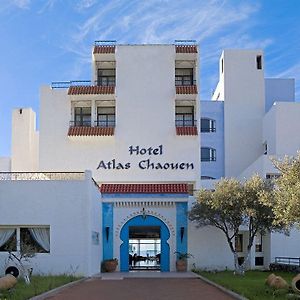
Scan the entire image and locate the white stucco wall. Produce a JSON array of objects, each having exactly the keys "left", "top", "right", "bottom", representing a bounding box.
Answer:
[
  {"left": 223, "top": 50, "right": 265, "bottom": 177},
  {"left": 265, "top": 78, "right": 295, "bottom": 113},
  {"left": 188, "top": 224, "right": 234, "bottom": 270},
  {"left": 0, "top": 157, "right": 11, "bottom": 171},
  {"left": 238, "top": 155, "right": 278, "bottom": 180},
  {"left": 0, "top": 171, "right": 101, "bottom": 276},
  {"left": 39, "top": 45, "right": 200, "bottom": 187},
  {"left": 11, "top": 108, "right": 39, "bottom": 172},
  {"left": 270, "top": 229, "right": 300, "bottom": 262}
]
